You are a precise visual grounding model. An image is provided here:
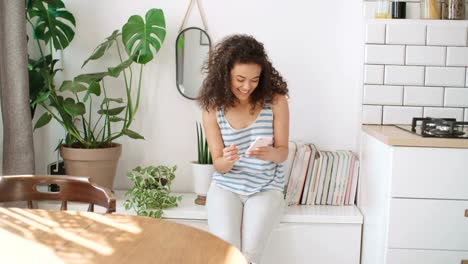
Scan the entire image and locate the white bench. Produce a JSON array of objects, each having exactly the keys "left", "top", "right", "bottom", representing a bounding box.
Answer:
[{"left": 38, "top": 190, "right": 363, "bottom": 264}]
